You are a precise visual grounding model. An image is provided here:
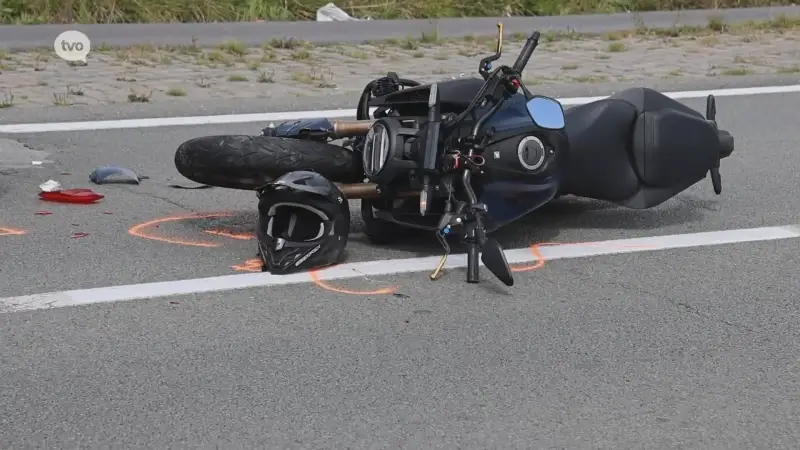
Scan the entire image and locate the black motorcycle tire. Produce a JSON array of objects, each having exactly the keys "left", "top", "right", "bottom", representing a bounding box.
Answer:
[{"left": 174, "top": 135, "right": 362, "bottom": 190}]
